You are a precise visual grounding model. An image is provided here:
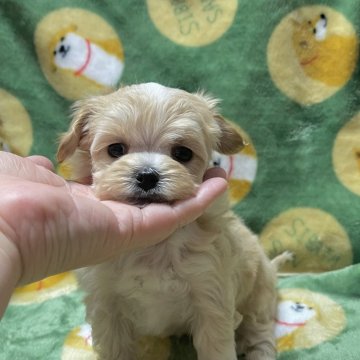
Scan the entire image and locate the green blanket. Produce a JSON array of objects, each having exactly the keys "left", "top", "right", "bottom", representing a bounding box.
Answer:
[{"left": 1, "top": 0, "right": 360, "bottom": 359}]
